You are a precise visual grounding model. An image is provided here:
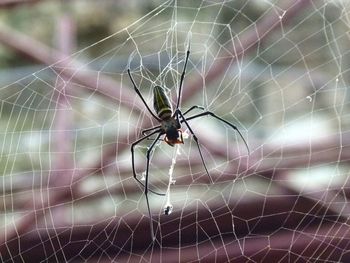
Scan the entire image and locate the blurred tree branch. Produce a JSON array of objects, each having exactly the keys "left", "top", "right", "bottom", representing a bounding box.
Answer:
[
  {"left": 0, "top": 0, "right": 39, "bottom": 8},
  {"left": 2, "top": 185, "right": 349, "bottom": 262}
]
